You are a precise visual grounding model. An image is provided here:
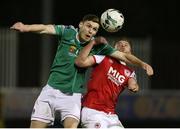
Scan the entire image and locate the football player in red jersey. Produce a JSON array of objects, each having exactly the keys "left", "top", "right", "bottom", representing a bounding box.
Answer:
[{"left": 75, "top": 37, "right": 153, "bottom": 128}]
